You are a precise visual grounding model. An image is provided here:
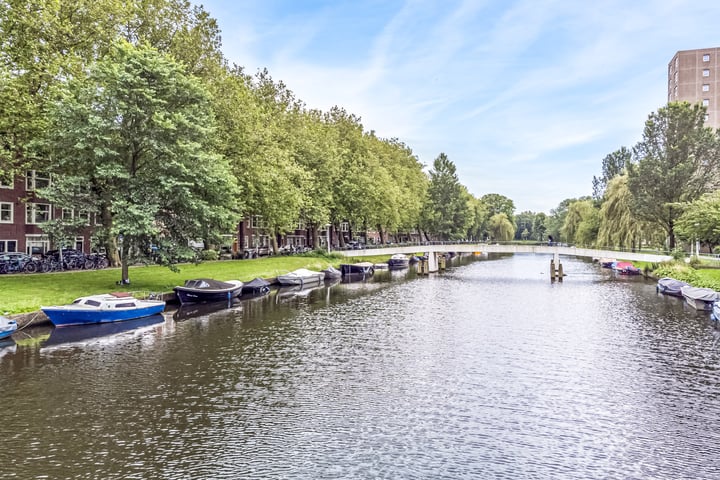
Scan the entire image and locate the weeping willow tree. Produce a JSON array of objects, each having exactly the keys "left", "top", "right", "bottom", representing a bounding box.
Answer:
[
  {"left": 597, "top": 175, "right": 662, "bottom": 250},
  {"left": 487, "top": 213, "right": 515, "bottom": 241}
]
